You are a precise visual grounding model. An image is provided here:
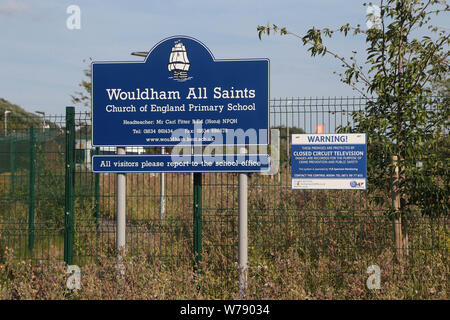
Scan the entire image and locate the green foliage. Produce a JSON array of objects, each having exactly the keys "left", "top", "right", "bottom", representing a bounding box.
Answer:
[
  {"left": 0, "top": 99, "right": 42, "bottom": 135},
  {"left": 71, "top": 58, "right": 92, "bottom": 109},
  {"left": 258, "top": 0, "right": 449, "bottom": 217}
]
